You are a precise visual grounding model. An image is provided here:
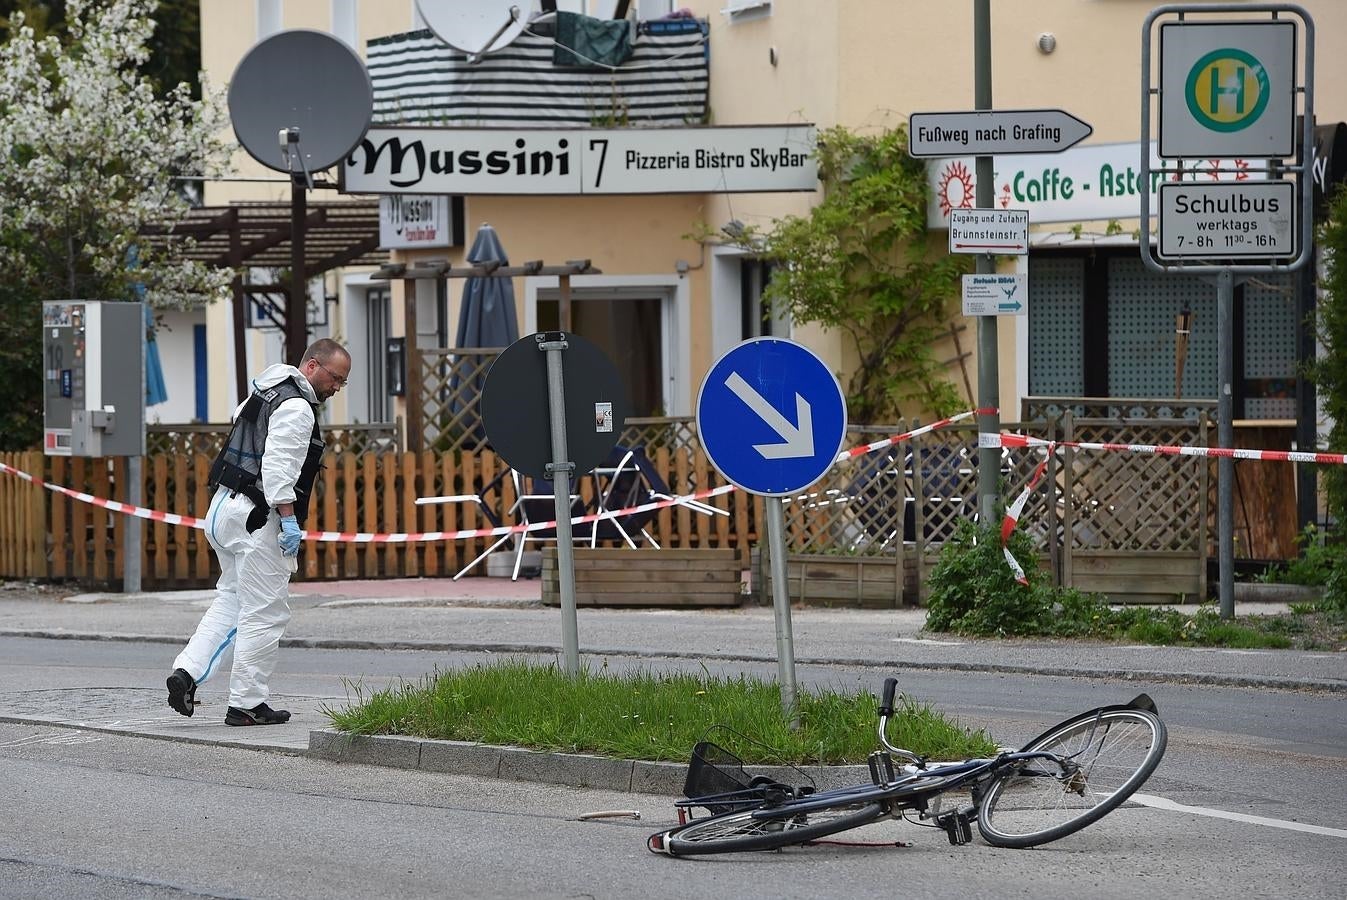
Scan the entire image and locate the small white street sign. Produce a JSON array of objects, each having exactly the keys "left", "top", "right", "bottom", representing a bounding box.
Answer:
[
  {"left": 962, "top": 274, "right": 1028, "bottom": 316},
  {"left": 1157, "top": 181, "right": 1295, "bottom": 259},
  {"left": 948, "top": 208, "right": 1029, "bottom": 255},
  {"left": 379, "top": 195, "right": 452, "bottom": 249},
  {"left": 909, "top": 109, "right": 1092, "bottom": 158}
]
